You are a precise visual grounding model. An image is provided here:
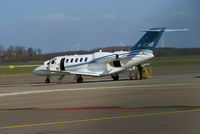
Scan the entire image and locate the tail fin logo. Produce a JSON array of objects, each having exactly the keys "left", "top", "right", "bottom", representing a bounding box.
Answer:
[
  {"left": 138, "top": 42, "right": 154, "bottom": 48},
  {"left": 149, "top": 42, "right": 154, "bottom": 47}
]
